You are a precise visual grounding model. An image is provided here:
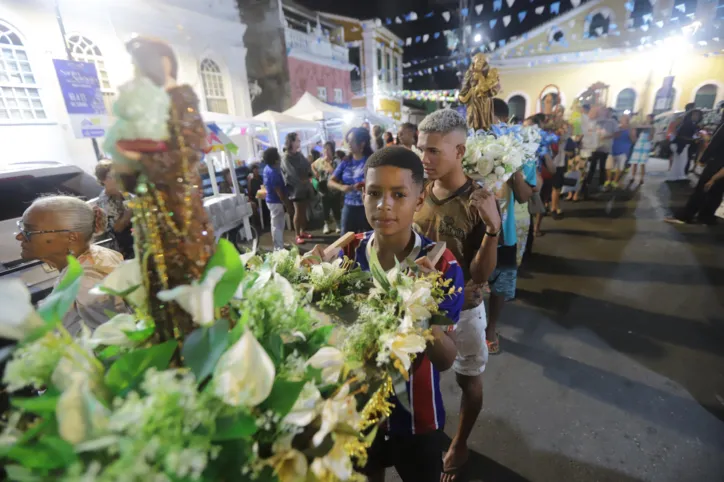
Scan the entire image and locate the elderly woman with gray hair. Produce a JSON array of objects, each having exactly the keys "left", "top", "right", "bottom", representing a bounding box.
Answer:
[{"left": 15, "top": 195, "right": 128, "bottom": 336}]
